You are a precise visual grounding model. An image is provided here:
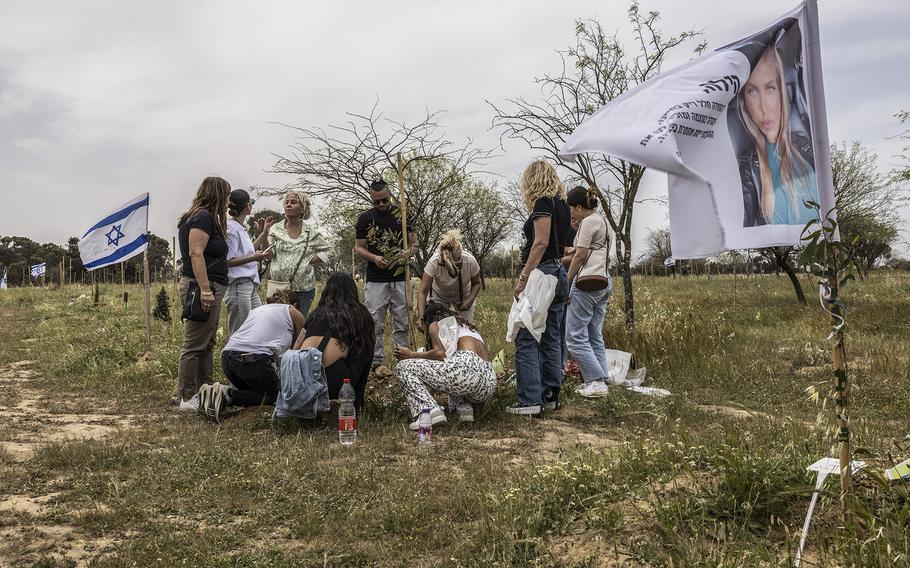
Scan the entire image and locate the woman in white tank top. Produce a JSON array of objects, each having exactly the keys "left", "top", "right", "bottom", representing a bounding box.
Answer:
[{"left": 394, "top": 302, "right": 497, "bottom": 430}]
